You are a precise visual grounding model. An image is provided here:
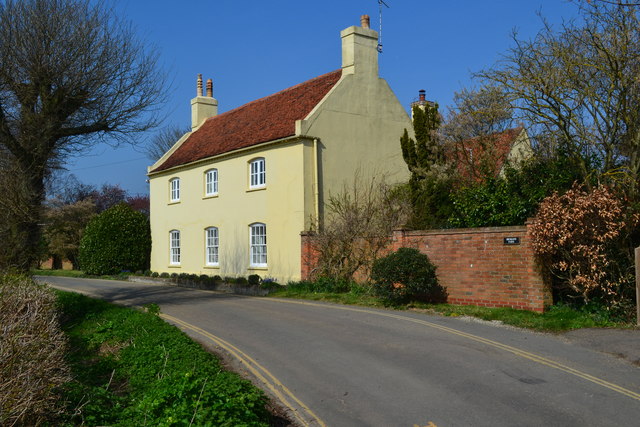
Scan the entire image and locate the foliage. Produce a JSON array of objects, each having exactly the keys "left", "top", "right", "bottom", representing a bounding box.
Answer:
[
  {"left": 0, "top": 0, "right": 164, "bottom": 271},
  {"left": 440, "top": 85, "right": 515, "bottom": 183},
  {"left": 55, "top": 291, "right": 271, "bottom": 426},
  {"left": 400, "top": 99, "right": 456, "bottom": 229},
  {"left": 0, "top": 274, "right": 70, "bottom": 426},
  {"left": 371, "top": 248, "right": 444, "bottom": 305},
  {"left": 447, "top": 155, "right": 585, "bottom": 227},
  {"left": 308, "top": 173, "right": 410, "bottom": 281},
  {"left": 478, "top": 2, "right": 640, "bottom": 197},
  {"left": 43, "top": 198, "right": 96, "bottom": 269},
  {"left": 248, "top": 274, "right": 261, "bottom": 286},
  {"left": 530, "top": 184, "right": 638, "bottom": 314},
  {"left": 79, "top": 203, "right": 151, "bottom": 275},
  {"left": 286, "top": 277, "right": 362, "bottom": 294}
]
